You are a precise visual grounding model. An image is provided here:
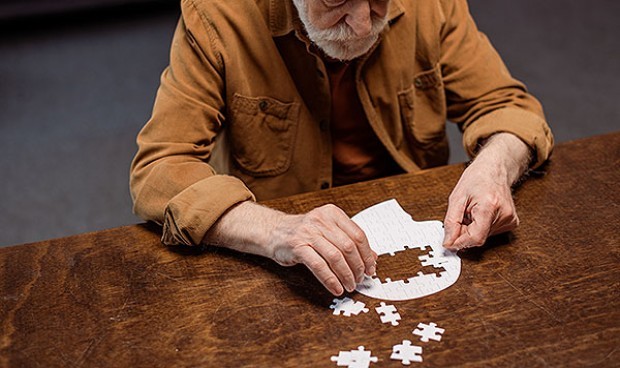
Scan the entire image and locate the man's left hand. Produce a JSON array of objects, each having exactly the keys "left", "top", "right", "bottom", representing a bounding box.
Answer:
[{"left": 442, "top": 133, "right": 532, "bottom": 250}]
